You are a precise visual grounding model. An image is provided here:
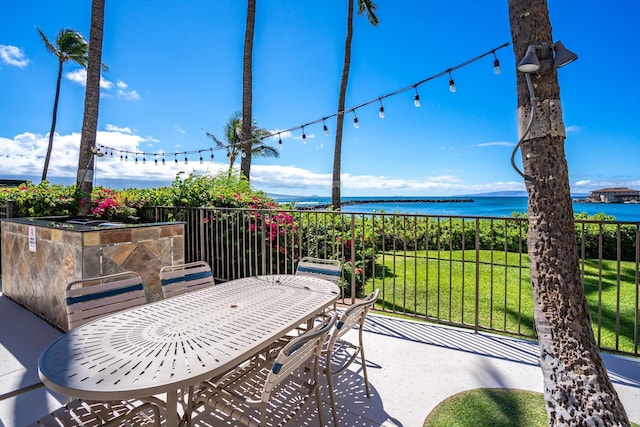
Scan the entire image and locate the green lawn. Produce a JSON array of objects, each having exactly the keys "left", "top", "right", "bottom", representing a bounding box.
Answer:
[
  {"left": 366, "top": 250, "right": 638, "bottom": 354},
  {"left": 423, "top": 388, "right": 639, "bottom": 427}
]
